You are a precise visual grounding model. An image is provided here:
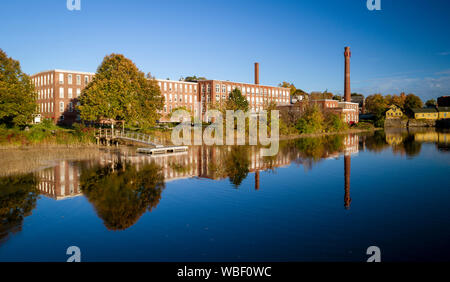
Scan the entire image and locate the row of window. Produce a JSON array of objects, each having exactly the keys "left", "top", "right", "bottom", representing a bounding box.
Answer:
[
  {"left": 58, "top": 73, "right": 91, "bottom": 85},
  {"left": 37, "top": 87, "right": 82, "bottom": 100},
  {"left": 33, "top": 74, "right": 53, "bottom": 87},
  {"left": 159, "top": 81, "right": 197, "bottom": 93},
  {"left": 164, "top": 94, "right": 197, "bottom": 103},
  {"left": 33, "top": 73, "right": 91, "bottom": 87},
  {"left": 39, "top": 101, "right": 76, "bottom": 113},
  {"left": 213, "top": 94, "right": 287, "bottom": 104},
  {"left": 59, "top": 87, "right": 81, "bottom": 99},
  {"left": 163, "top": 105, "right": 198, "bottom": 114},
  {"left": 201, "top": 84, "right": 288, "bottom": 98}
]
